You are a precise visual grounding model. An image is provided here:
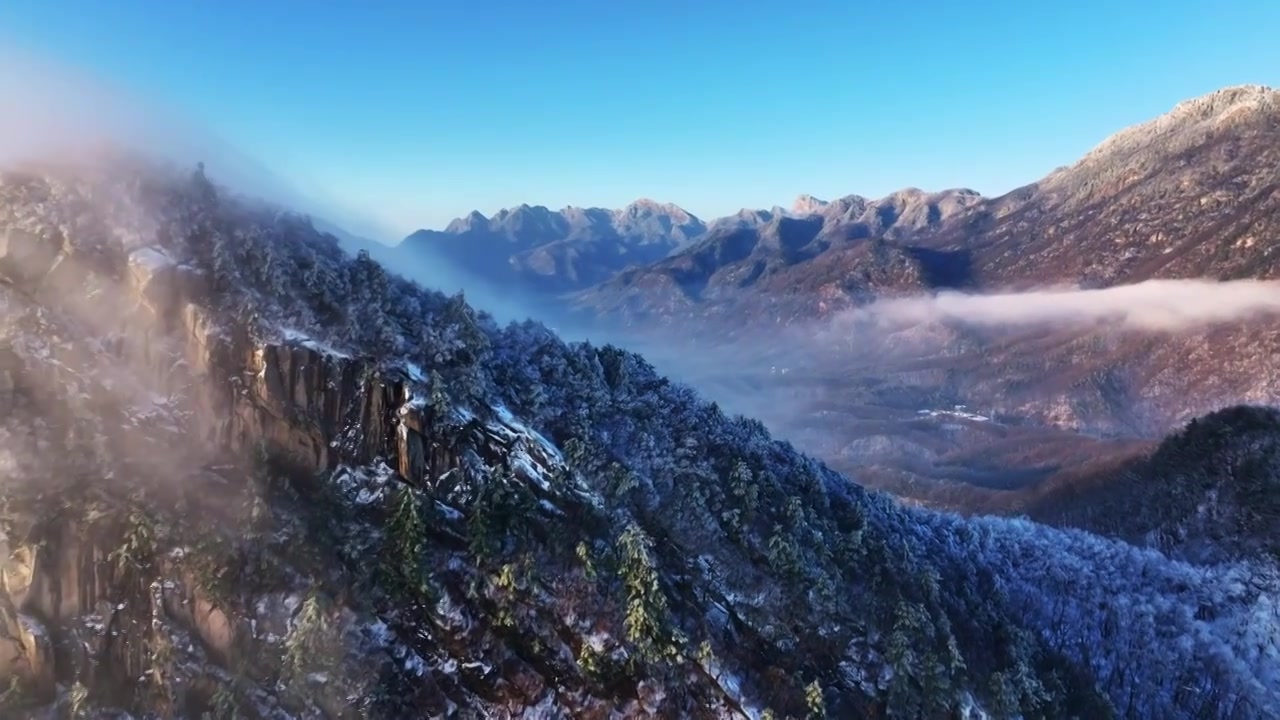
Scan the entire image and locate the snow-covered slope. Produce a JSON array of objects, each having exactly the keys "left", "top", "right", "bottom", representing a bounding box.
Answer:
[{"left": 0, "top": 160, "right": 1276, "bottom": 718}]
